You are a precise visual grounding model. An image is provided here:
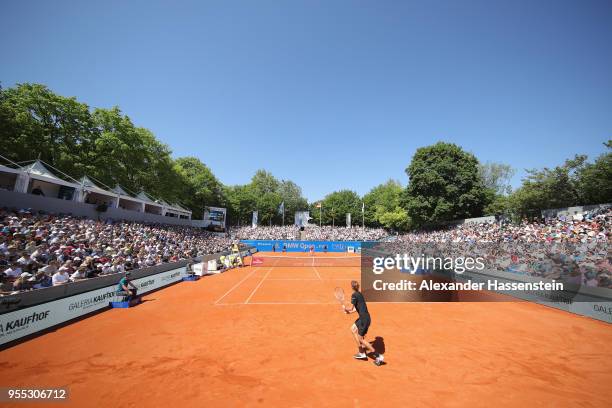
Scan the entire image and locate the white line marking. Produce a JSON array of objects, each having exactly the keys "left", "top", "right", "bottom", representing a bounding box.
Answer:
[
  {"left": 213, "top": 267, "right": 259, "bottom": 305},
  {"left": 216, "top": 302, "right": 337, "bottom": 306},
  {"left": 214, "top": 301, "right": 421, "bottom": 306},
  {"left": 266, "top": 278, "right": 355, "bottom": 281},
  {"left": 244, "top": 268, "right": 272, "bottom": 304},
  {"left": 312, "top": 266, "right": 322, "bottom": 280}
]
